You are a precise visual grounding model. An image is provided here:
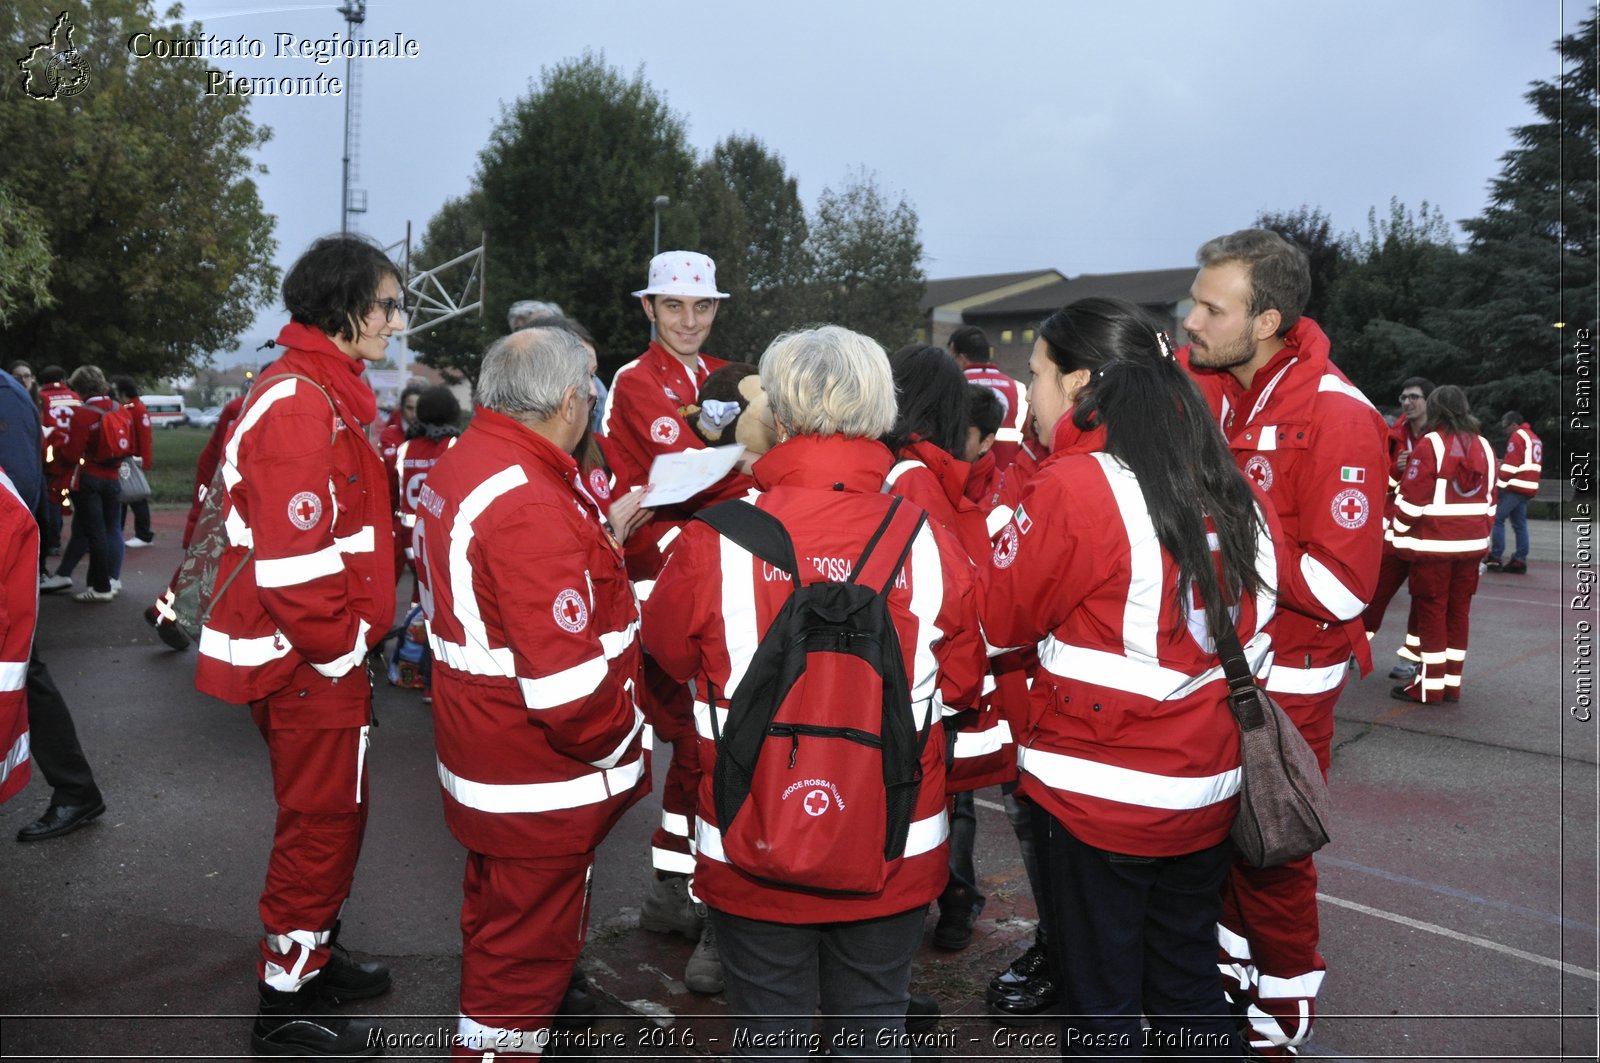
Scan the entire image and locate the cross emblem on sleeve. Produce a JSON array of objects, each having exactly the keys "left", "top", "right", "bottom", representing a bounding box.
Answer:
[
  {"left": 1338, "top": 496, "right": 1363, "bottom": 523},
  {"left": 295, "top": 498, "right": 319, "bottom": 525}
]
